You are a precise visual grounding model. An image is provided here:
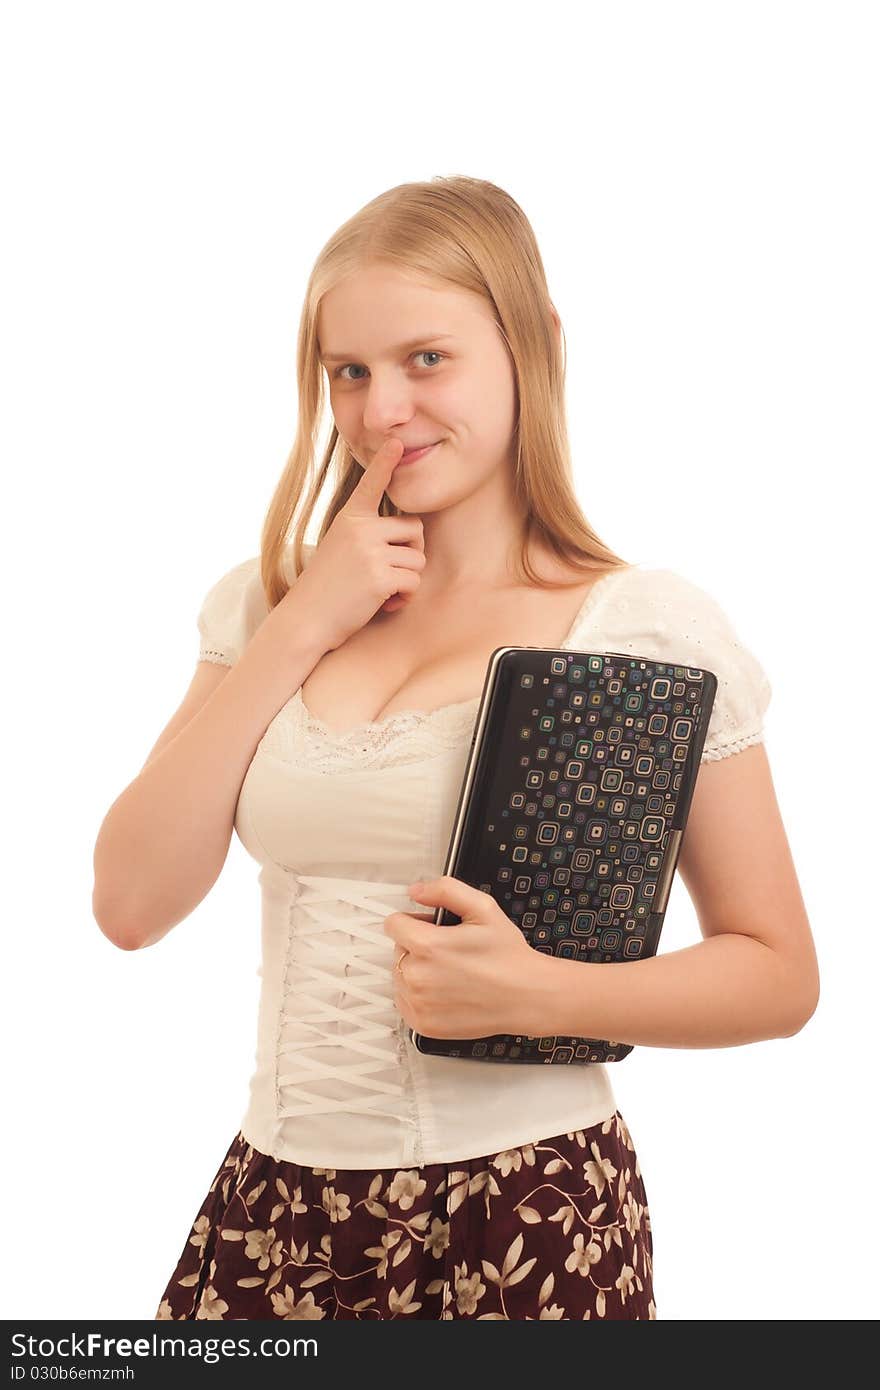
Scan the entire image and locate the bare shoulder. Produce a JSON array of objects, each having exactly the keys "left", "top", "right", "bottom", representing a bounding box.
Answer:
[{"left": 523, "top": 541, "right": 626, "bottom": 586}]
